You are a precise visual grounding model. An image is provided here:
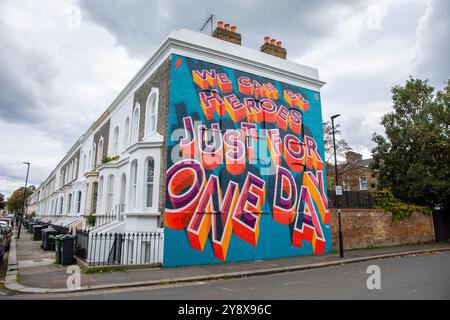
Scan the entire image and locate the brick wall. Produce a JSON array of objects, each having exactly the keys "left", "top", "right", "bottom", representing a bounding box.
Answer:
[{"left": 330, "top": 208, "right": 435, "bottom": 250}]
